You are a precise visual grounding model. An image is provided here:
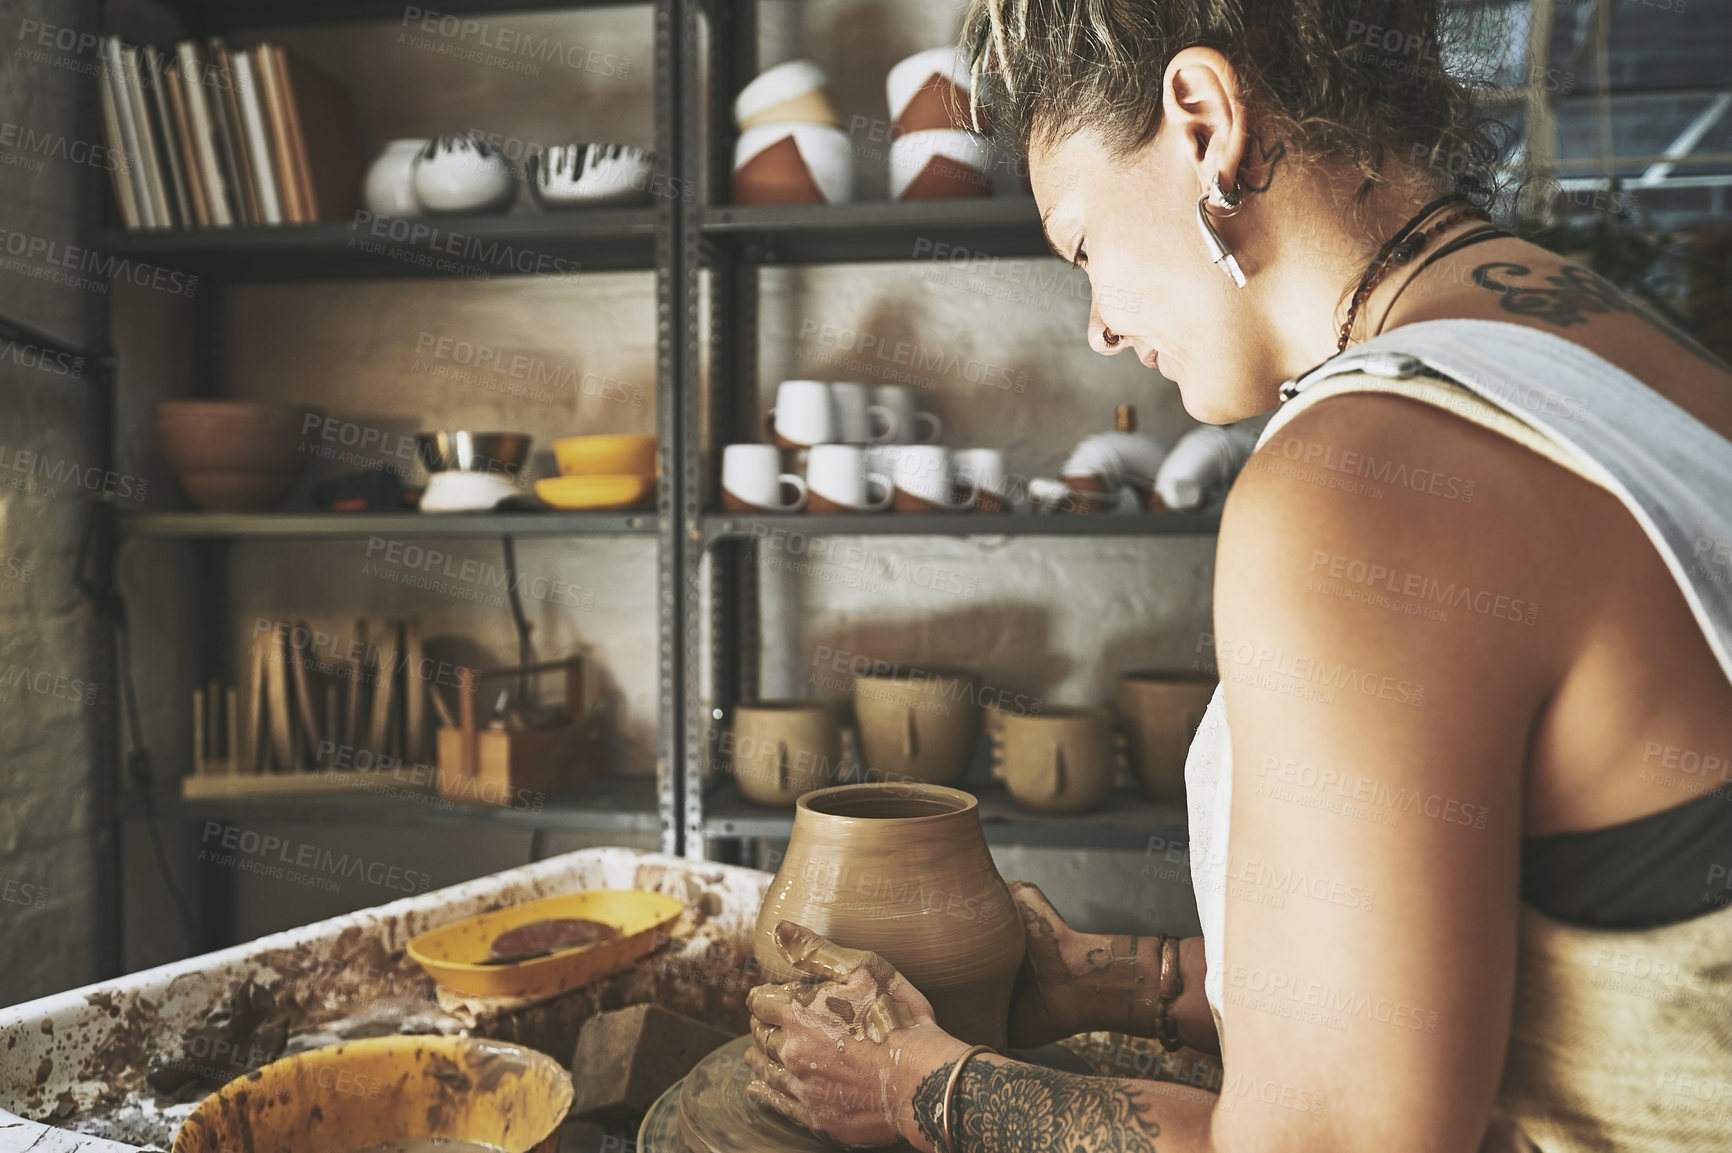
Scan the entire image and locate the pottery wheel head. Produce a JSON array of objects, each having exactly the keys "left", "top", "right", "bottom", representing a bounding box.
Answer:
[{"left": 678, "top": 1035, "right": 915, "bottom": 1153}]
